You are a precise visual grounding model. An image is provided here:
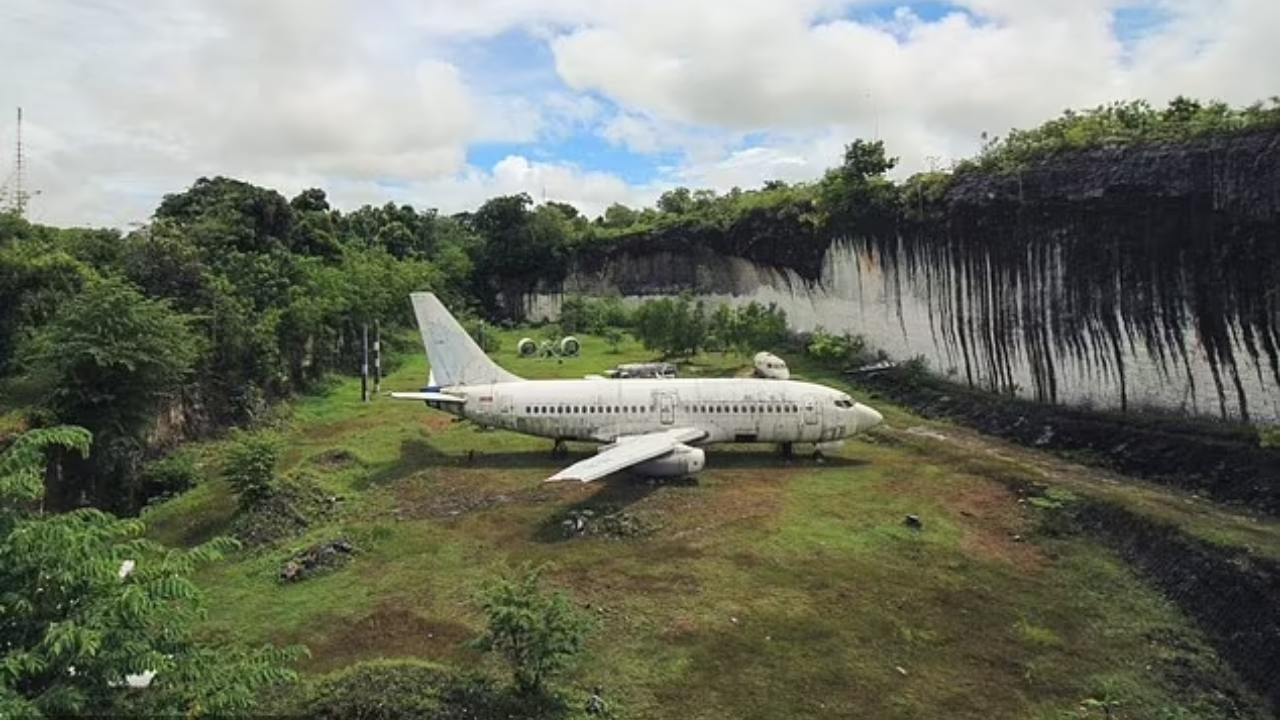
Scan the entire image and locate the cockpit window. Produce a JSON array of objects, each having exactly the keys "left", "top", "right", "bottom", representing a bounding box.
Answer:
[{"left": 834, "top": 398, "right": 855, "bottom": 408}]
